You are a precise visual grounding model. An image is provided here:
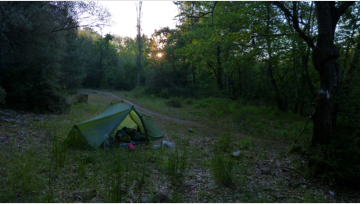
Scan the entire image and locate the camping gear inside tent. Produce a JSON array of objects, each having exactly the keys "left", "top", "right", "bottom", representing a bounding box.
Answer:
[{"left": 65, "top": 102, "right": 163, "bottom": 148}]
